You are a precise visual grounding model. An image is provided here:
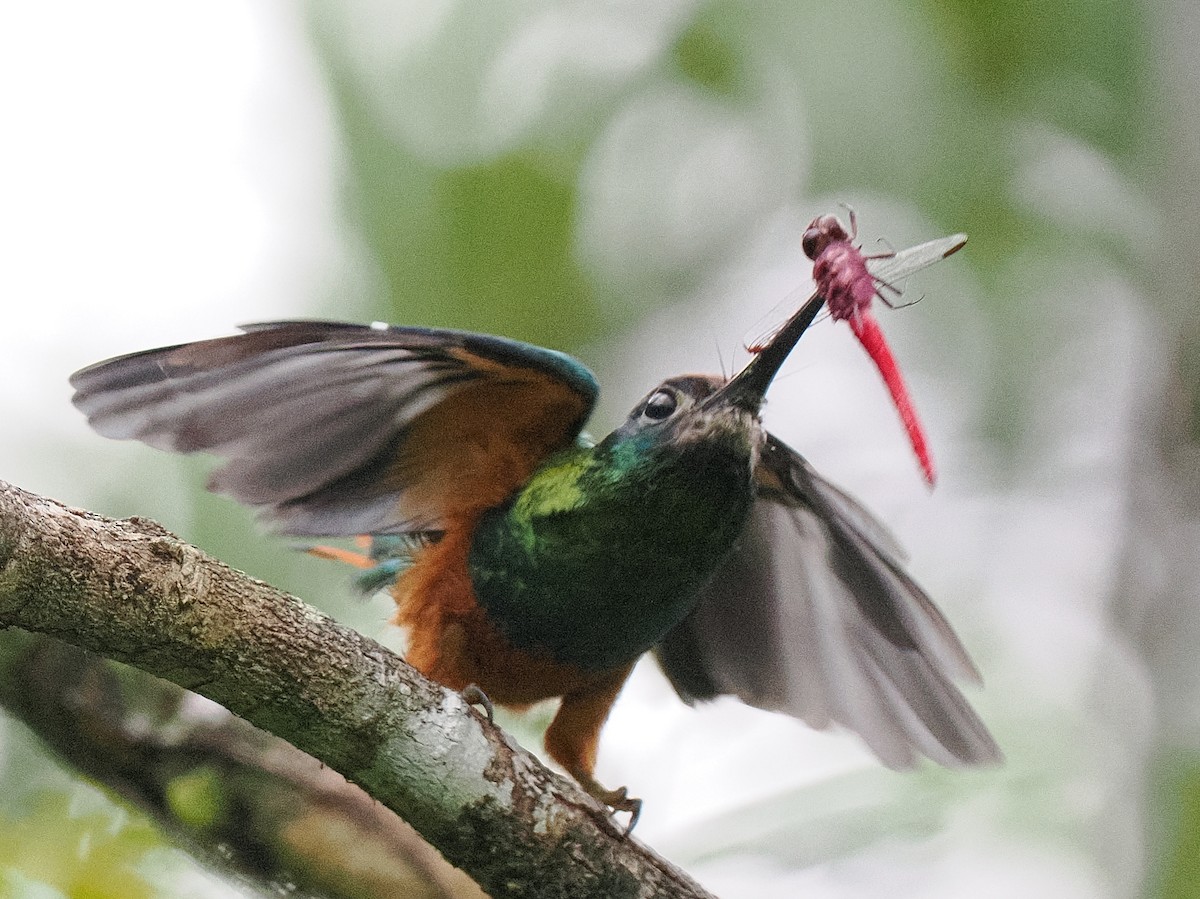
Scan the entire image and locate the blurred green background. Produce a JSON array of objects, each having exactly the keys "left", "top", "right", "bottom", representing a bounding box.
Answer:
[{"left": 1, "top": 0, "right": 1195, "bottom": 896}]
